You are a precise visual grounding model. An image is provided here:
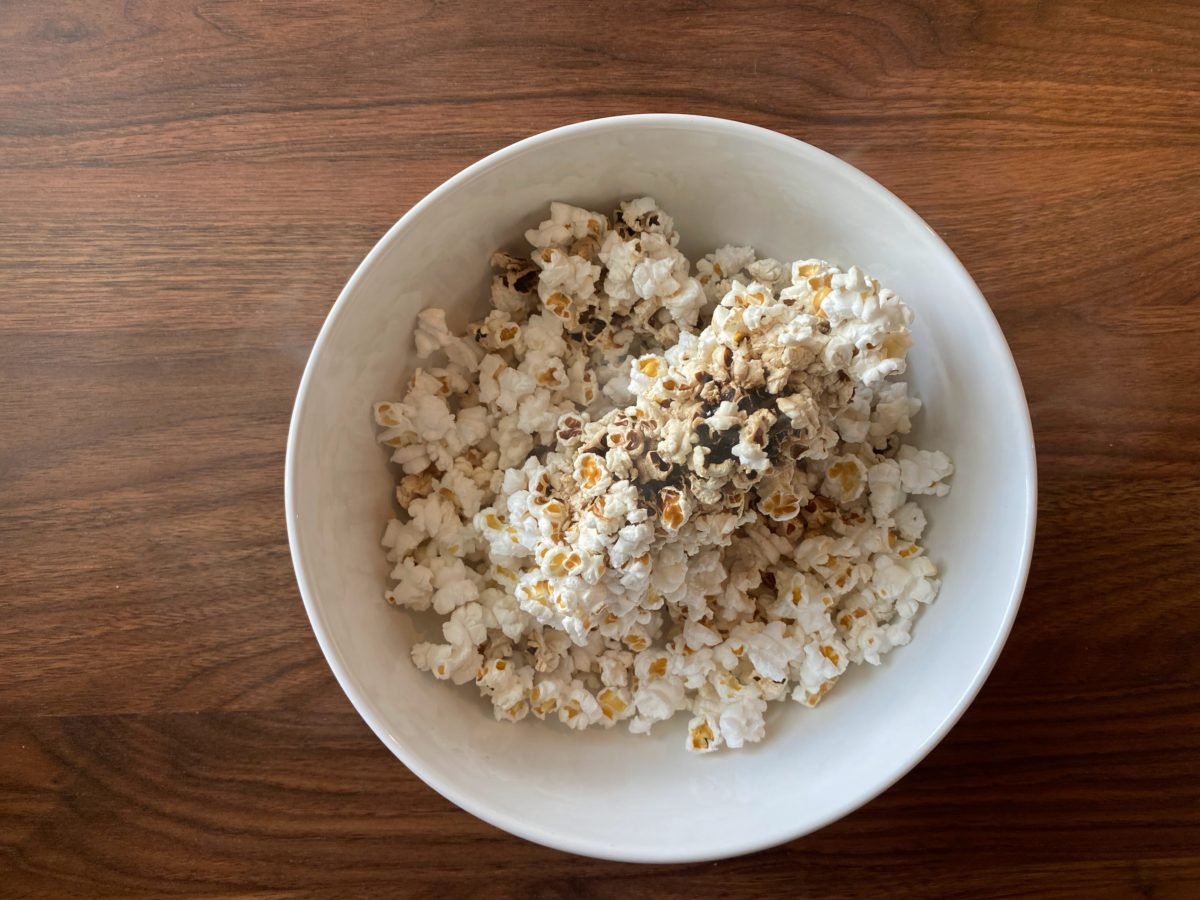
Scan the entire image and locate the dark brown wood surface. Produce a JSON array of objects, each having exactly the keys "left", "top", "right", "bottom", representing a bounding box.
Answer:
[{"left": 2, "top": 1, "right": 1198, "bottom": 896}]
